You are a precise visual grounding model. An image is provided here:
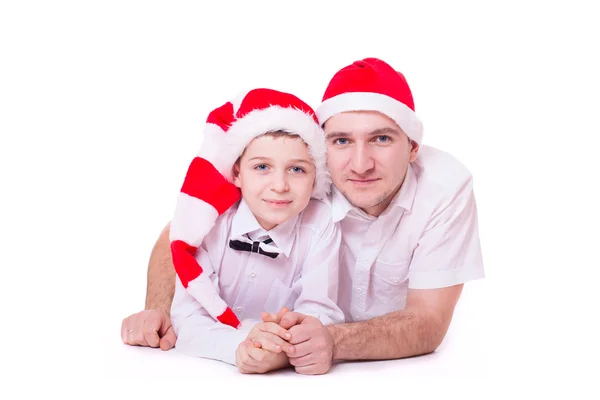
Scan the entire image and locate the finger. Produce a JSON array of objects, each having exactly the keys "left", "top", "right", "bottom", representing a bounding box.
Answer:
[
  {"left": 276, "top": 307, "right": 289, "bottom": 320},
  {"left": 288, "top": 325, "right": 312, "bottom": 345},
  {"left": 143, "top": 319, "right": 161, "bottom": 348},
  {"left": 288, "top": 352, "right": 315, "bottom": 367},
  {"left": 258, "top": 322, "right": 292, "bottom": 341},
  {"left": 279, "top": 312, "right": 308, "bottom": 330},
  {"left": 295, "top": 363, "right": 326, "bottom": 375},
  {"left": 286, "top": 340, "right": 312, "bottom": 358},
  {"left": 121, "top": 316, "right": 132, "bottom": 343},
  {"left": 246, "top": 346, "right": 268, "bottom": 363},
  {"left": 240, "top": 345, "right": 263, "bottom": 367},
  {"left": 159, "top": 326, "right": 176, "bottom": 350},
  {"left": 132, "top": 314, "right": 149, "bottom": 346},
  {"left": 261, "top": 311, "right": 278, "bottom": 323},
  {"left": 253, "top": 337, "right": 283, "bottom": 353},
  {"left": 256, "top": 331, "right": 291, "bottom": 349}
]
